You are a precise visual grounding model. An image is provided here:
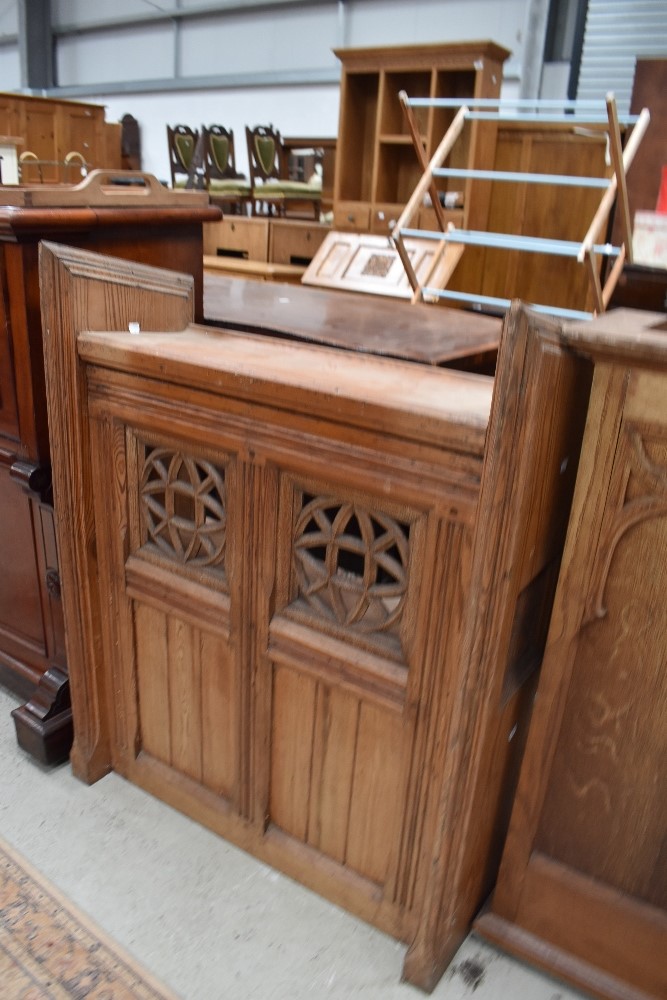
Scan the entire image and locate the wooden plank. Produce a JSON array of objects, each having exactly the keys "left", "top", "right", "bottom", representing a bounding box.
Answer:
[
  {"left": 77, "top": 326, "right": 493, "bottom": 456},
  {"left": 204, "top": 273, "right": 500, "bottom": 368},
  {"left": 518, "top": 854, "right": 667, "bottom": 999},
  {"left": 39, "top": 243, "right": 196, "bottom": 782},
  {"left": 167, "top": 616, "right": 202, "bottom": 783},
  {"left": 269, "top": 665, "right": 317, "bottom": 842},
  {"left": 201, "top": 630, "right": 238, "bottom": 801},
  {"left": 345, "top": 702, "right": 406, "bottom": 886},
  {"left": 307, "top": 685, "right": 360, "bottom": 864},
  {"left": 403, "top": 304, "right": 592, "bottom": 990},
  {"left": 134, "top": 602, "right": 171, "bottom": 766},
  {"left": 203, "top": 255, "right": 306, "bottom": 284}
]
